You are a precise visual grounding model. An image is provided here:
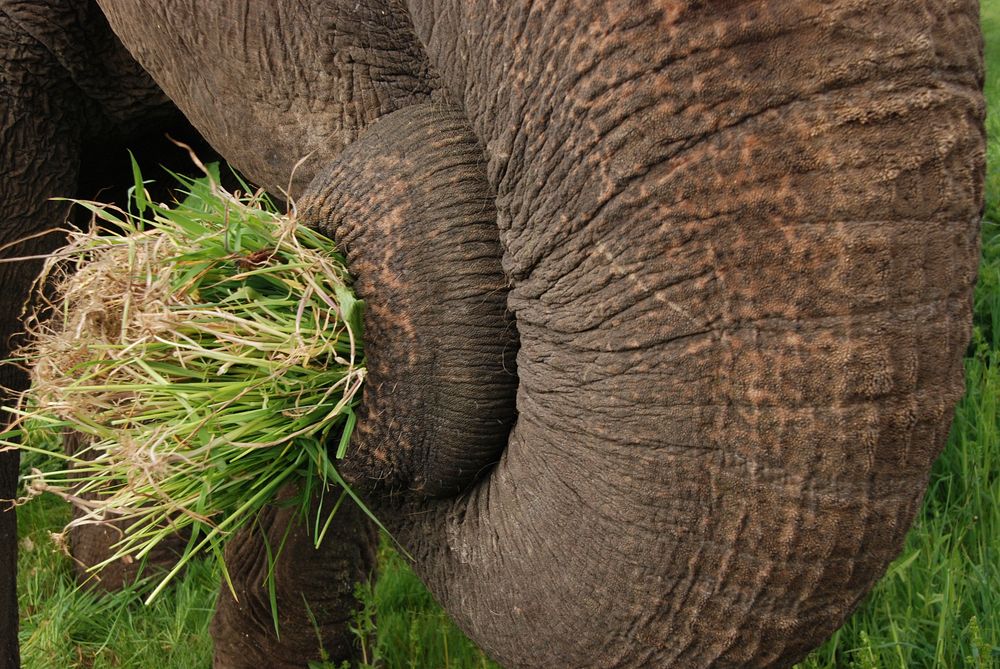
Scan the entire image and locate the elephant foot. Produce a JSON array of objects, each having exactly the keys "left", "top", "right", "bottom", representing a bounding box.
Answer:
[{"left": 67, "top": 516, "right": 189, "bottom": 593}]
